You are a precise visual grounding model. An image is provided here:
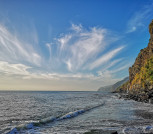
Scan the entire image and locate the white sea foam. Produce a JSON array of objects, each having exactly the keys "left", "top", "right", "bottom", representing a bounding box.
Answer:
[
  {"left": 57, "top": 109, "right": 85, "bottom": 120},
  {"left": 7, "top": 103, "right": 104, "bottom": 134}
]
